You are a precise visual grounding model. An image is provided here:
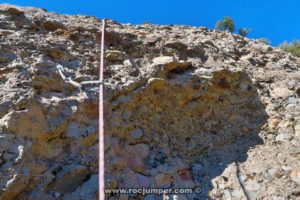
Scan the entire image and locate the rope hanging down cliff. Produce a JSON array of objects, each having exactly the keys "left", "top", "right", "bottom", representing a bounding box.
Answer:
[
  {"left": 98, "top": 19, "right": 106, "bottom": 200},
  {"left": 56, "top": 19, "right": 106, "bottom": 200}
]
